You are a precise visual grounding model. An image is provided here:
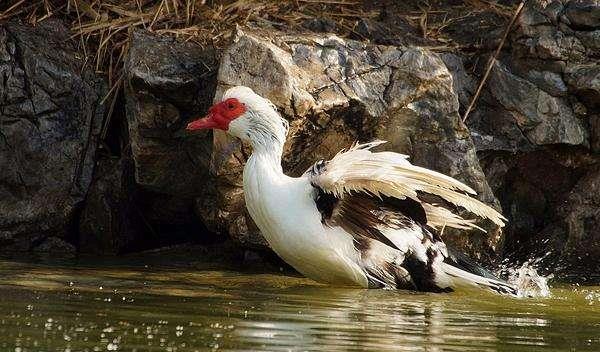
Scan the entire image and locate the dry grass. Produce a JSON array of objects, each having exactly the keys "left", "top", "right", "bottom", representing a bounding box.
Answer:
[
  {"left": 0, "top": 0, "right": 375, "bottom": 137},
  {"left": 0, "top": 0, "right": 515, "bottom": 138}
]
